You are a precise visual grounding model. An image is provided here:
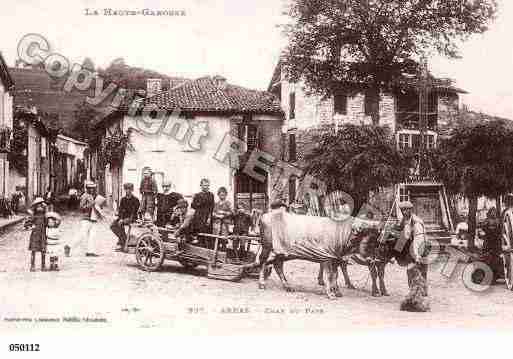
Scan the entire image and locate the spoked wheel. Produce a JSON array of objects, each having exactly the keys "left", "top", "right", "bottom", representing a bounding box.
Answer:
[
  {"left": 135, "top": 233, "right": 165, "bottom": 272},
  {"left": 501, "top": 210, "right": 513, "bottom": 290}
]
